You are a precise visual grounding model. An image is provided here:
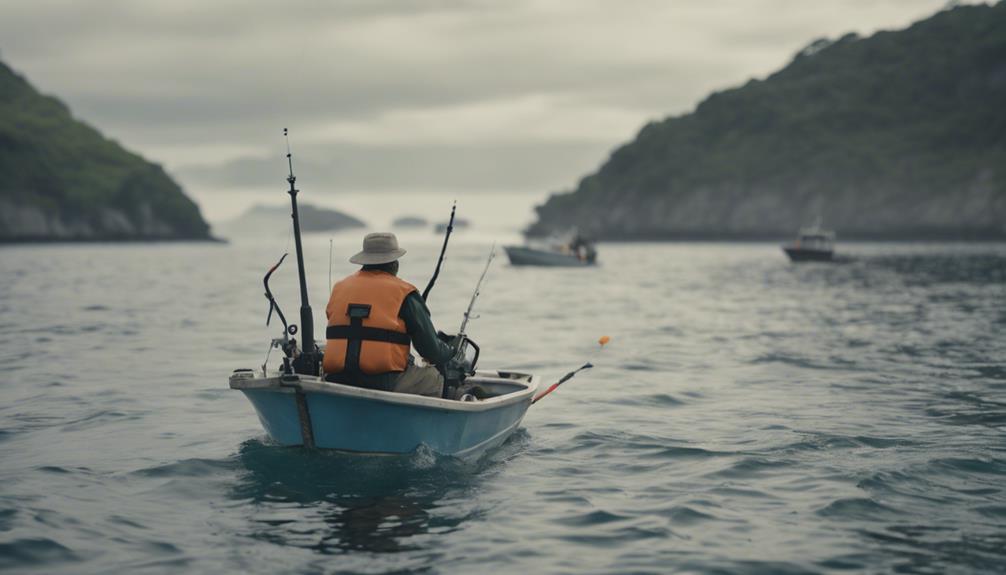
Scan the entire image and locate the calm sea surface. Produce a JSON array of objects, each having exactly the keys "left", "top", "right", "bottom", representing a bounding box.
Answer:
[{"left": 1, "top": 236, "right": 1004, "bottom": 574}]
